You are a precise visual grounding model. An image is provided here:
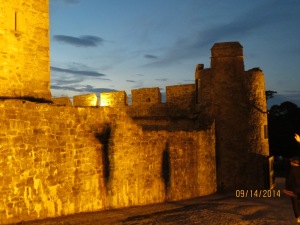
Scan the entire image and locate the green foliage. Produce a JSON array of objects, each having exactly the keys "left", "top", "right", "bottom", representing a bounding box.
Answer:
[{"left": 266, "top": 90, "right": 277, "bottom": 100}]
